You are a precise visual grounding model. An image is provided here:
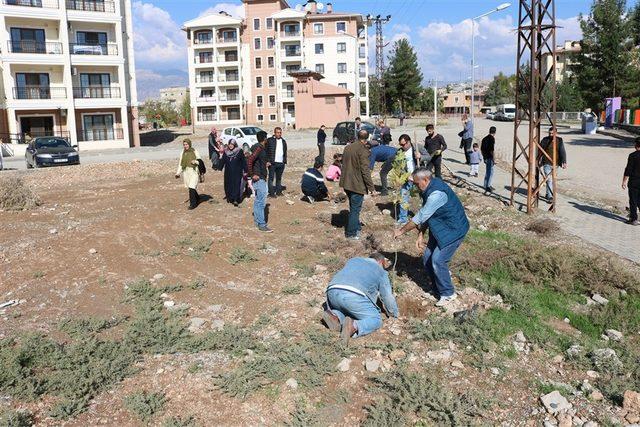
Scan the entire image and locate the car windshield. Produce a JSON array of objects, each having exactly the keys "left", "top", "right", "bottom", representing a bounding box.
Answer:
[
  {"left": 361, "top": 123, "right": 375, "bottom": 132},
  {"left": 239, "top": 127, "right": 263, "bottom": 136},
  {"left": 505, "top": 108, "right": 516, "bottom": 113},
  {"left": 35, "top": 138, "right": 70, "bottom": 149}
]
